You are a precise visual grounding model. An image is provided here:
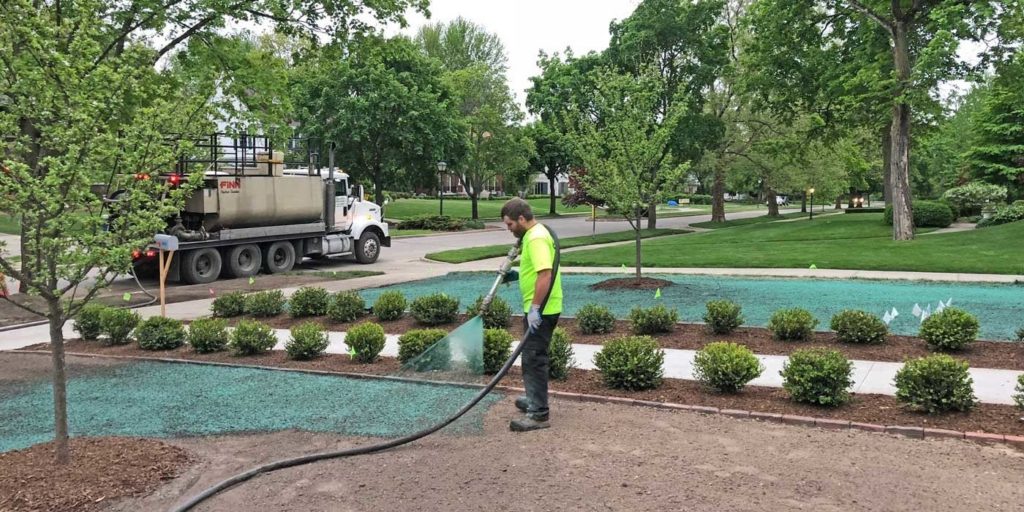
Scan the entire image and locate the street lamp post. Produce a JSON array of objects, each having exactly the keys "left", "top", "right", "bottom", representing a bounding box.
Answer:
[
  {"left": 808, "top": 187, "right": 815, "bottom": 220},
  {"left": 437, "top": 161, "right": 448, "bottom": 216}
]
